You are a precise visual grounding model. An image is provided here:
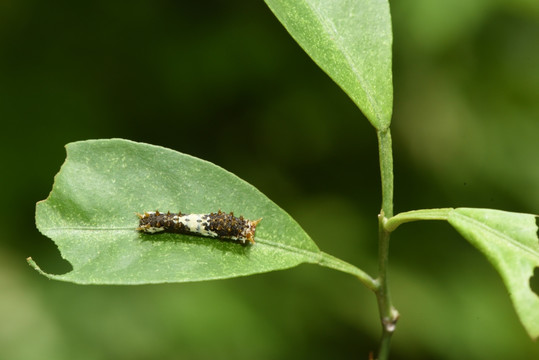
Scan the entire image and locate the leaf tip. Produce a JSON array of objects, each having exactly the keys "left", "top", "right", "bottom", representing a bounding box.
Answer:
[
  {"left": 26, "top": 256, "right": 43, "bottom": 272},
  {"left": 26, "top": 257, "right": 55, "bottom": 280}
]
